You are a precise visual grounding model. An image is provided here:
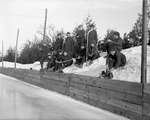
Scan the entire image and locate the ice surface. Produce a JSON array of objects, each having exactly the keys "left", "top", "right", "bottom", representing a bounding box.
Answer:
[{"left": 0, "top": 74, "right": 129, "bottom": 120}]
